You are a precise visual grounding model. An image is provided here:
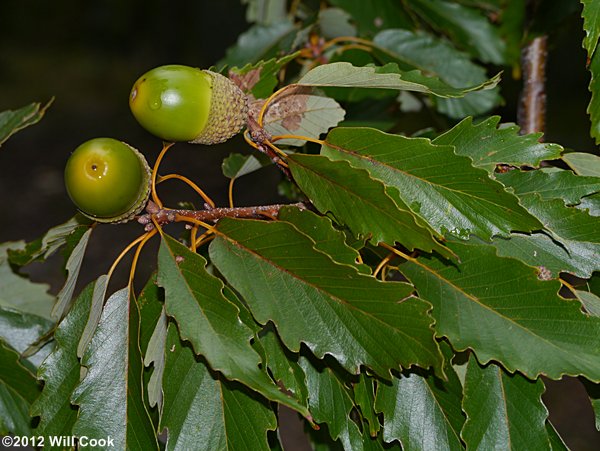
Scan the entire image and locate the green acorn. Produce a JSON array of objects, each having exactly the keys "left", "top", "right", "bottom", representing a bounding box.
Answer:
[
  {"left": 129, "top": 65, "right": 248, "bottom": 144},
  {"left": 64, "top": 138, "right": 151, "bottom": 223}
]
